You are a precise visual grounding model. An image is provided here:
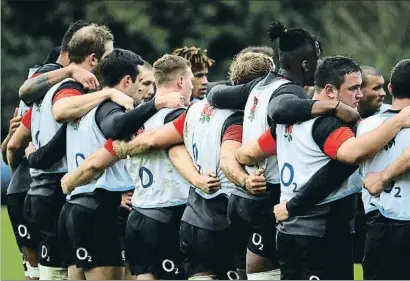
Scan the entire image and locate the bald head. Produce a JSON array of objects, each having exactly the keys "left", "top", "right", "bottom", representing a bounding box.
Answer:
[{"left": 361, "top": 66, "right": 383, "bottom": 87}]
